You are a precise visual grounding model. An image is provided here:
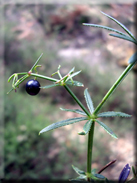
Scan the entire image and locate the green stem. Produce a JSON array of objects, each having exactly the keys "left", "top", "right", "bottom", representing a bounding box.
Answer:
[
  {"left": 93, "top": 62, "right": 136, "bottom": 115},
  {"left": 86, "top": 62, "right": 136, "bottom": 180},
  {"left": 87, "top": 121, "right": 95, "bottom": 181},
  {"left": 63, "top": 85, "right": 94, "bottom": 182},
  {"left": 30, "top": 73, "right": 58, "bottom": 82},
  {"left": 30, "top": 53, "right": 43, "bottom": 71},
  {"left": 64, "top": 85, "right": 91, "bottom": 116}
]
